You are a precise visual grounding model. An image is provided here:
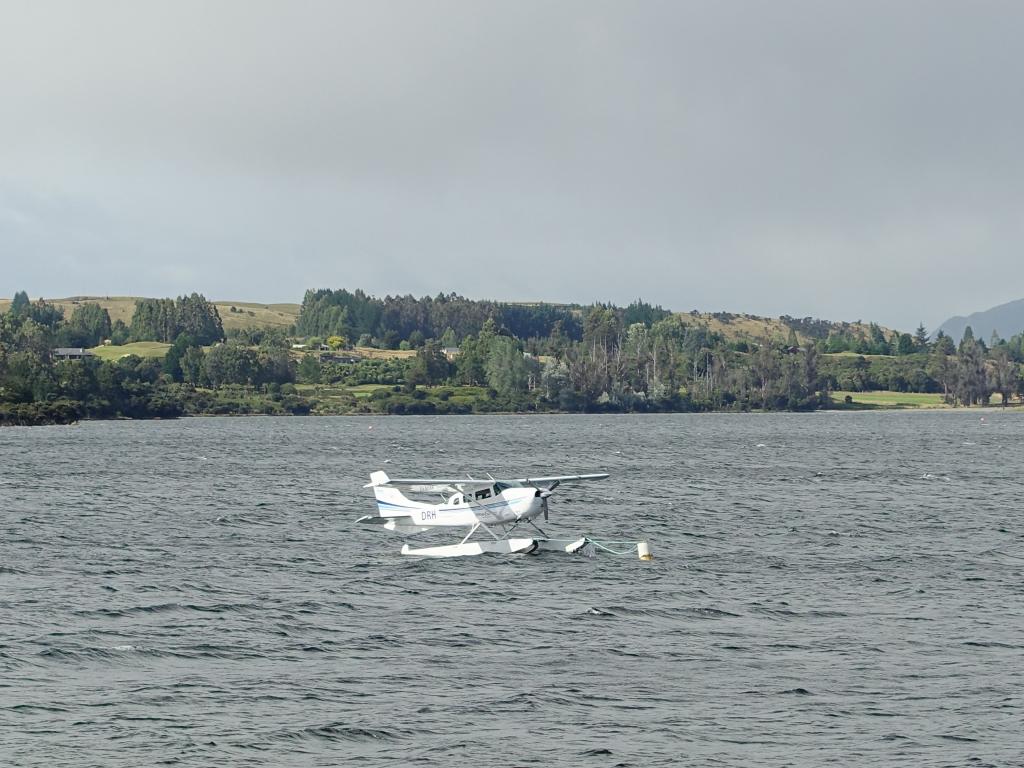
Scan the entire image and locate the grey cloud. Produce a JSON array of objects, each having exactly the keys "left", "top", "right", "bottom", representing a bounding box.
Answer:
[{"left": 2, "top": 0, "right": 1023, "bottom": 330}]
